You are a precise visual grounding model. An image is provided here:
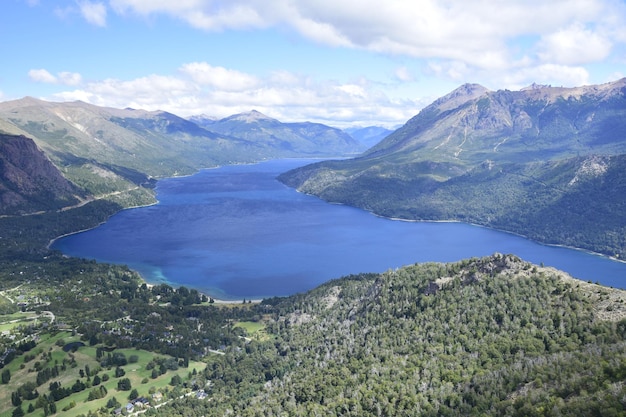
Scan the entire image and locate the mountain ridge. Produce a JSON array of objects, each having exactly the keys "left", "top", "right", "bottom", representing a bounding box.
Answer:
[
  {"left": 0, "top": 98, "right": 364, "bottom": 212},
  {"left": 0, "top": 133, "right": 82, "bottom": 215},
  {"left": 279, "top": 78, "right": 626, "bottom": 258}
]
